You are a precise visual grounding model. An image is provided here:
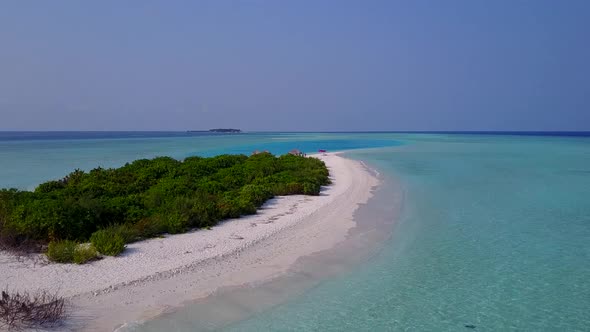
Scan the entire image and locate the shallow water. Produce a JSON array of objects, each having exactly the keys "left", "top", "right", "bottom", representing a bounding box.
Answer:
[
  {"left": 218, "top": 135, "right": 590, "bottom": 331},
  {"left": 2, "top": 132, "right": 589, "bottom": 331}
]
